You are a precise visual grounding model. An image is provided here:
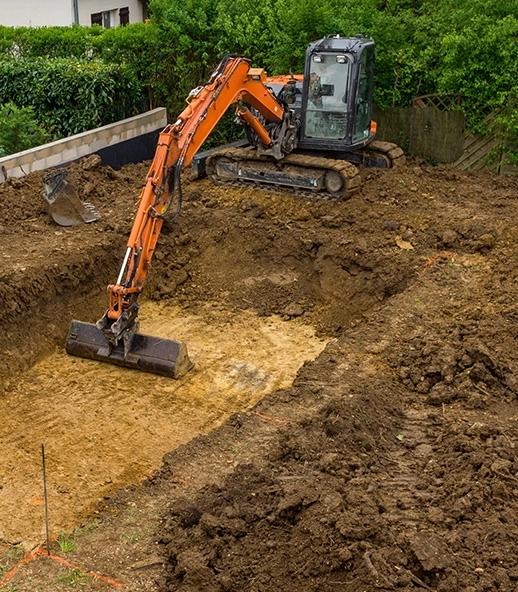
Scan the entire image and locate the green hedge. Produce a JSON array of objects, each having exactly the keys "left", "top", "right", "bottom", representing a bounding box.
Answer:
[
  {"left": 147, "top": 0, "right": 518, "bottom": 140},
  {"left": 0, "top": 57, "right": 142, "bottom": 139},
  {"left": 0, "top": 102, "right": 48, "bottom": 156},
  {"left": 1, "top": 0, "right": 518, "bottom": 149}
]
